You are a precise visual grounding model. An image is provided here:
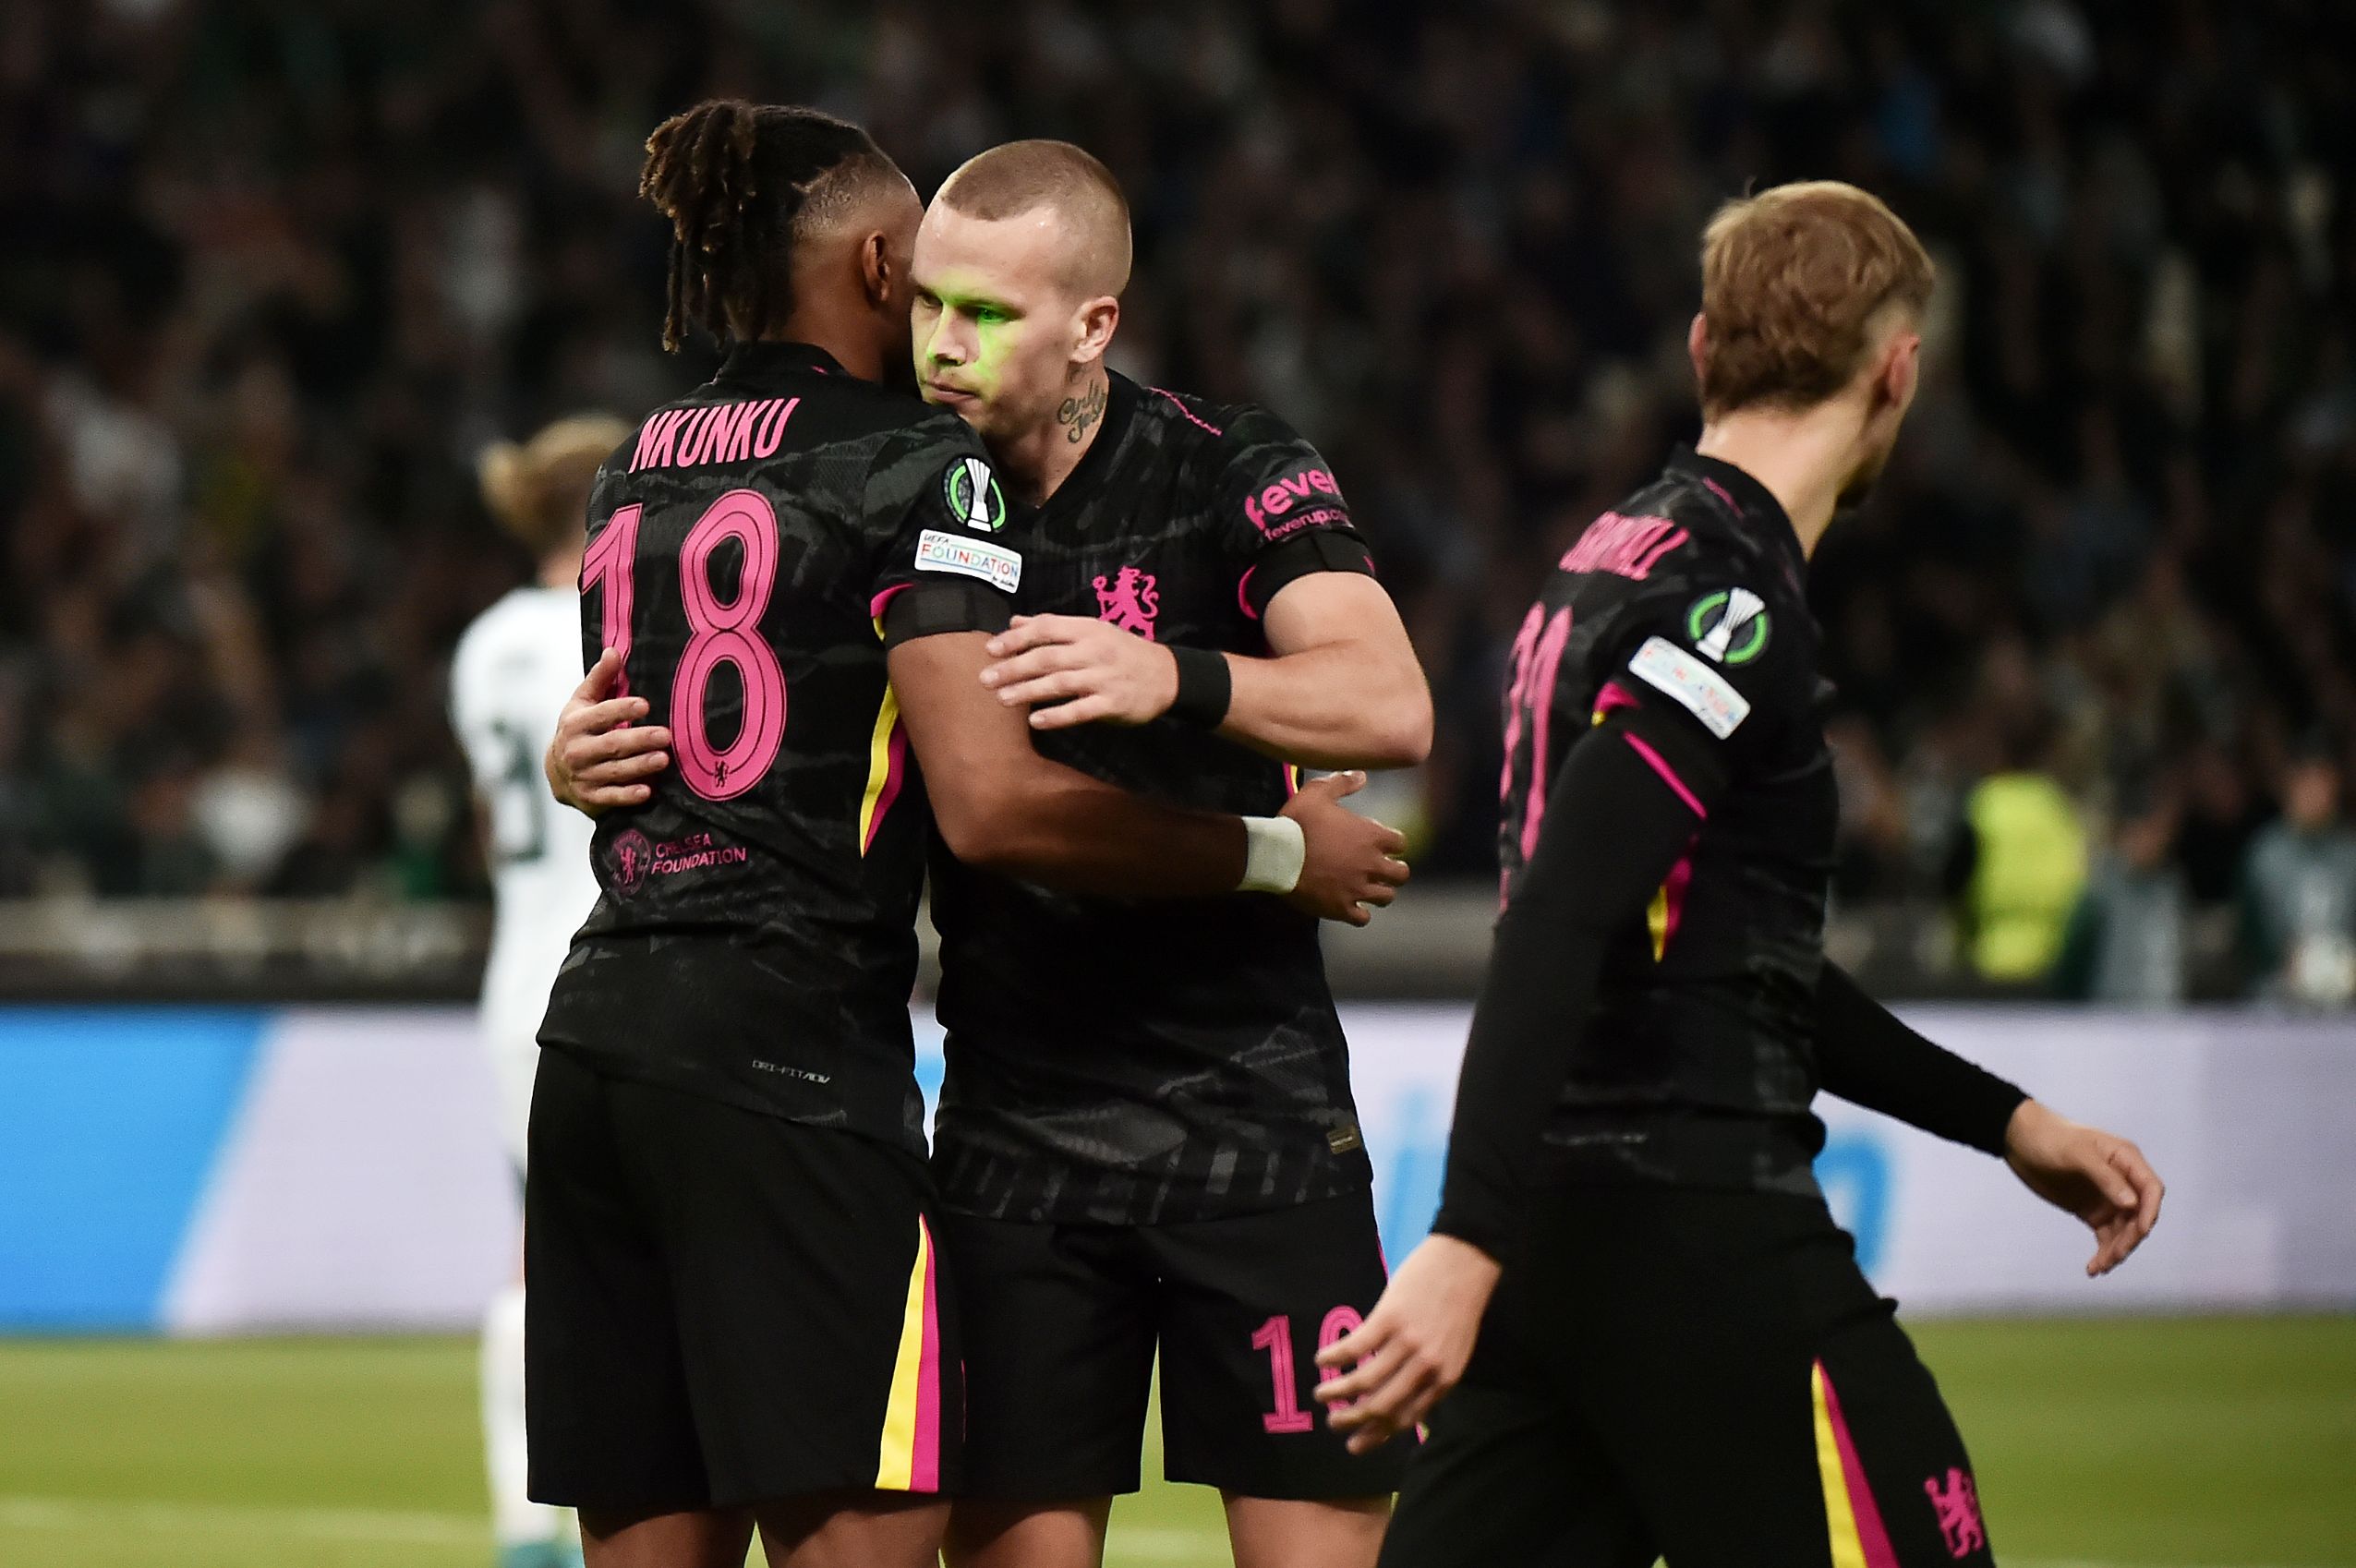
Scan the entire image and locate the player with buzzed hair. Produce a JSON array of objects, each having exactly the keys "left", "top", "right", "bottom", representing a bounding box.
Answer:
[
  {"left": 917, "top": 140, "right": 1428, "bottom": 1568},
  {"left": 529, "top": 103, "right": 1404, "bottom": 1568},
  {"left": 546, "top": 133, "right": 1427, "bottom": 1568}
]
